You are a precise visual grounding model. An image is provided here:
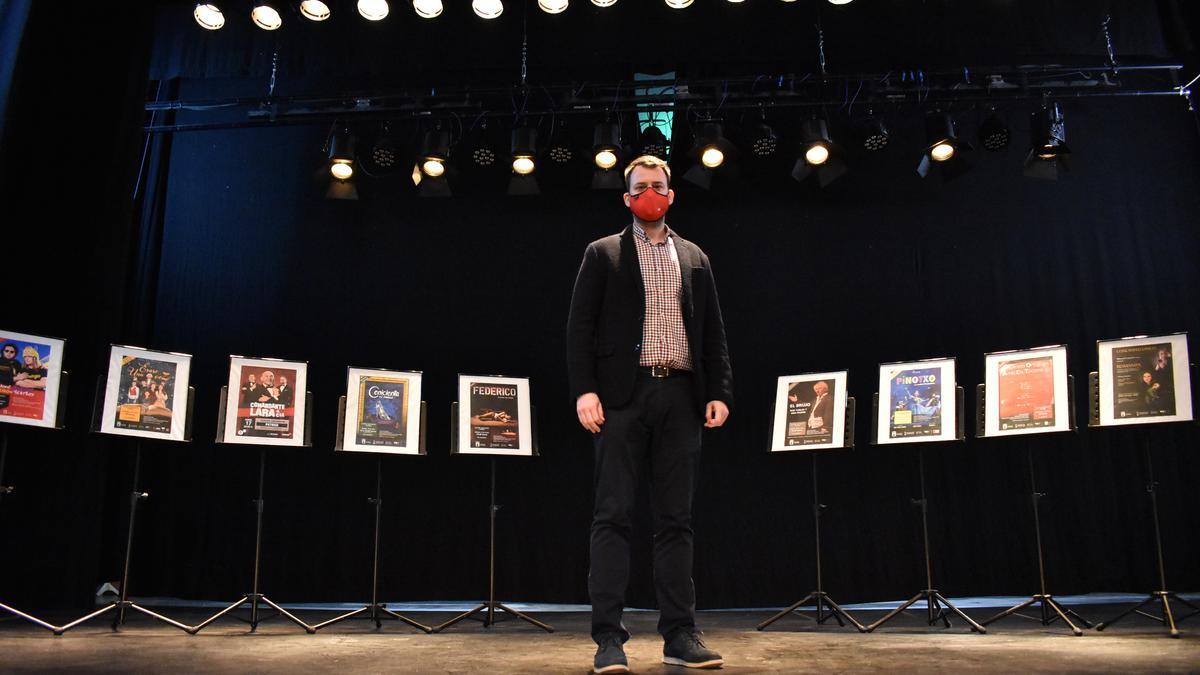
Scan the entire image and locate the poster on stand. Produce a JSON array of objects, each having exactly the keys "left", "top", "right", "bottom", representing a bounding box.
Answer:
[
  {"left": 1097, "top": 333, "right": 1192, "bottom": 426},
  {"left": 983, "top": 345, "right": 1071, "bottom": 437},
  {"left": 455, "top": 374, "right": 533, "bottom": 456},
  {"left": 769, "top": 370, "right": 848, "bottom": 451},
  {"left": 875, "top": 357, "right": 957, "bottom": 445},
  {"left": 340, "top": 367, "right": 423, "bottom": 454},
  {"left": 99, "top": 345, "right": 192, "bottom": 441},
  {"left": 0, "top": 329, "right": 65, "bottom": 429},
  {"left": 222, "top": 356, "right": 308, "bottom": 446}
]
